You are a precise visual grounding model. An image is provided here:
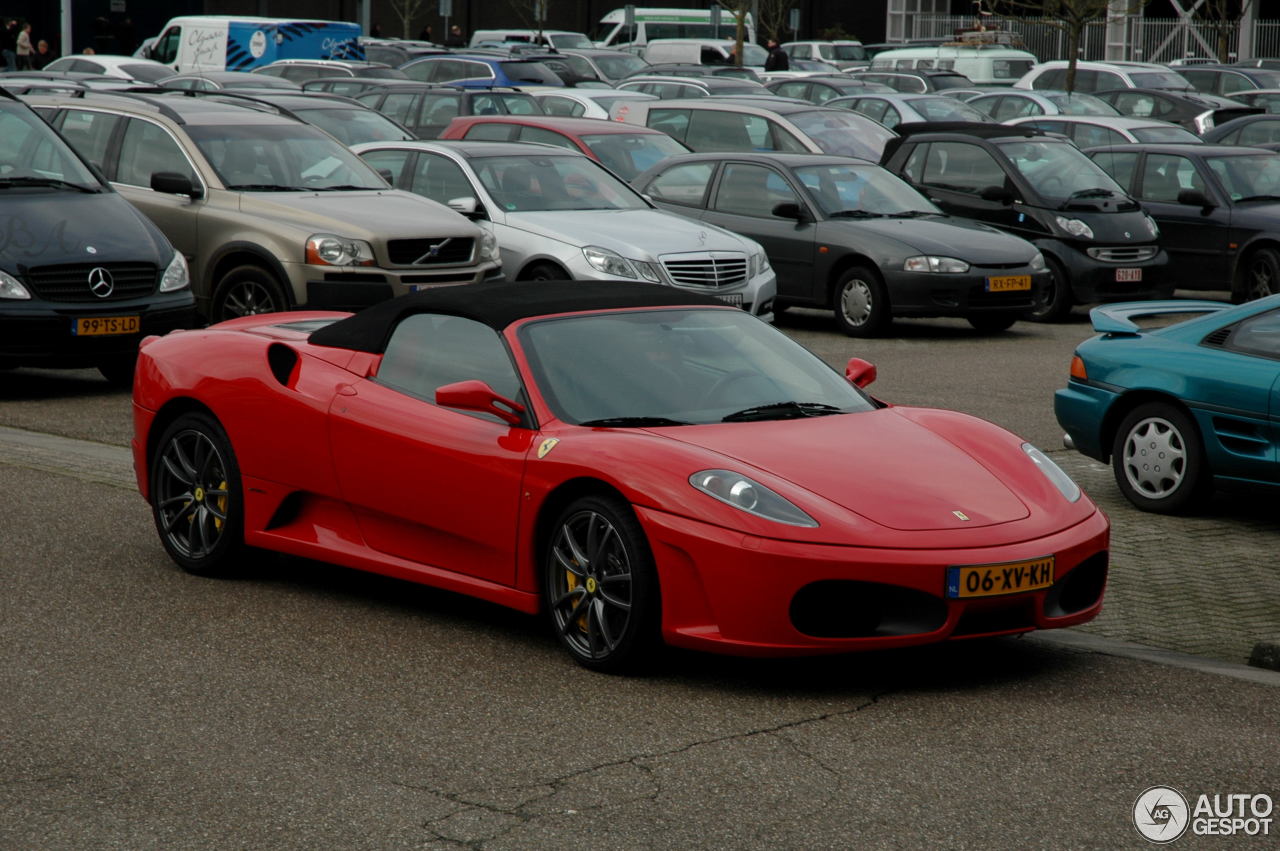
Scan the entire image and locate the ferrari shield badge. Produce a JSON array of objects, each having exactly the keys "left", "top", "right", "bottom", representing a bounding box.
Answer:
[{"left": 537, "top": 438, "right": 560, "bottom": 459}]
